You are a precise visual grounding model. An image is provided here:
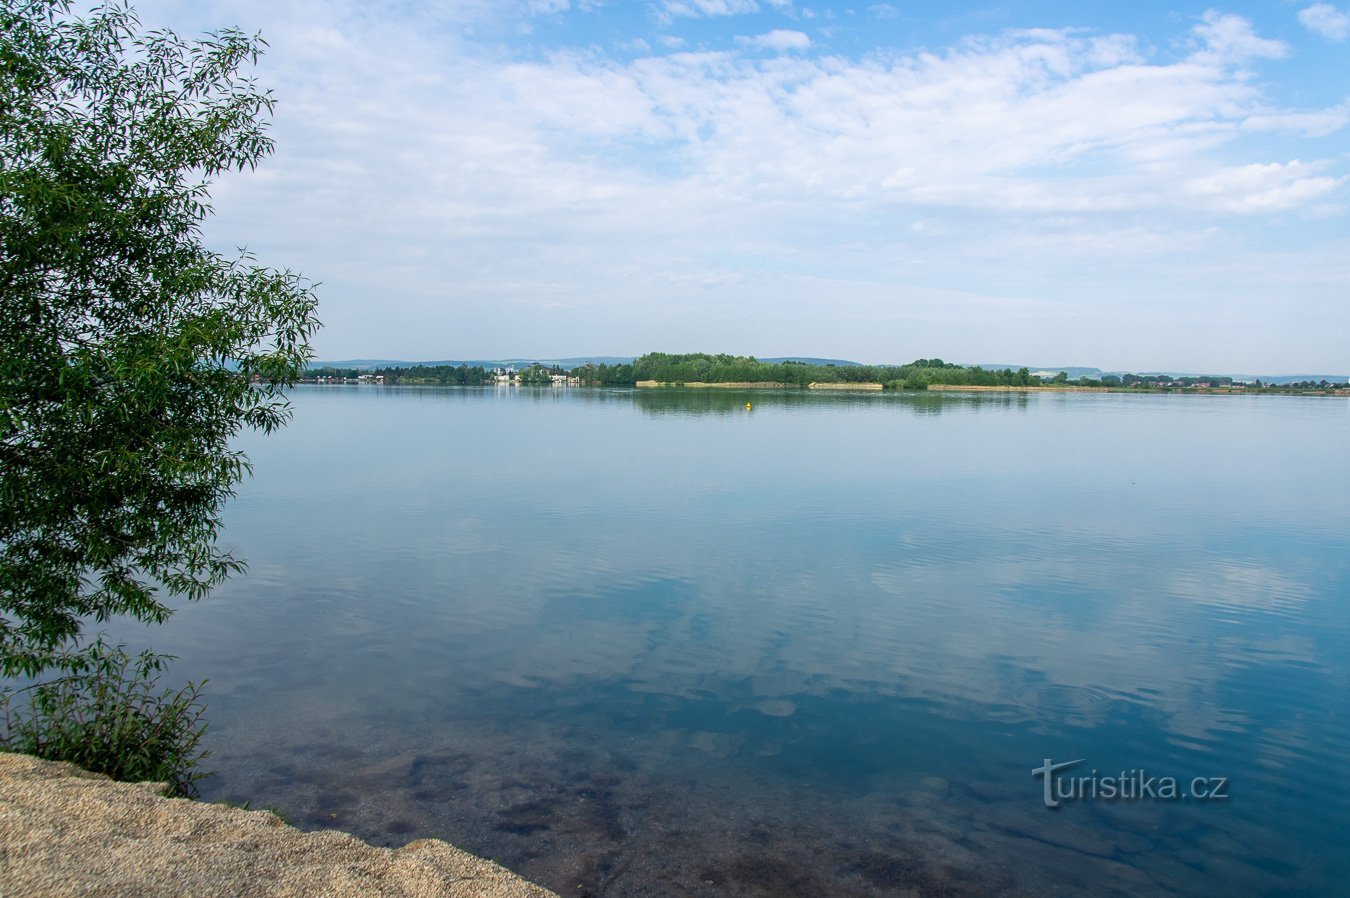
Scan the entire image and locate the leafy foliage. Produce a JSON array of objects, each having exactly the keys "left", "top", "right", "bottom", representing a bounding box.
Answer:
[
  {"left": 0, "top": 639, "right": 209, "bottom": 795},
  {"left": 597, "top": 352, "right": 1038, "bottom": 389},
  {"left": 377, "top": 364, "right": 490, "bottom": 385},
  {"left": 304, "top": 364, "right": 493, "bottom": 385},
  {"left": 516, "top": 363, "right": 562, "bottom": 385},
  {"left": 0, "top": 1, "right": 318, "bottom": 677}
]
